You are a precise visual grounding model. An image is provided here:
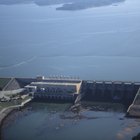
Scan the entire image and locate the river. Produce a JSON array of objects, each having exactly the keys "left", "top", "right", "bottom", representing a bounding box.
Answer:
[{"left": 1, "top": 102, "right": 140, "bottom": 140}]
